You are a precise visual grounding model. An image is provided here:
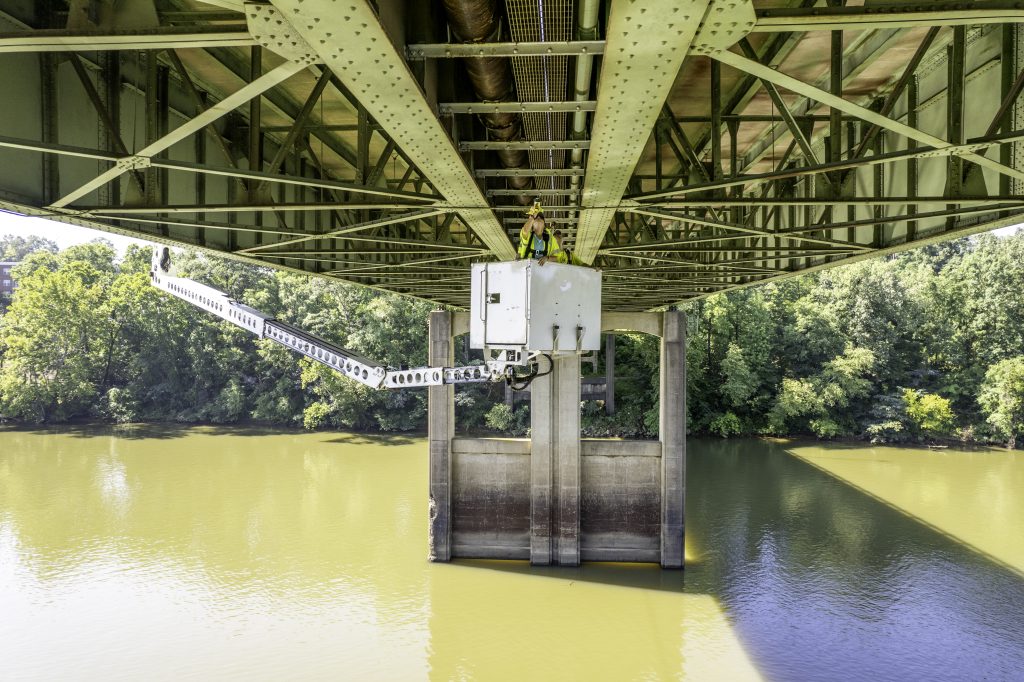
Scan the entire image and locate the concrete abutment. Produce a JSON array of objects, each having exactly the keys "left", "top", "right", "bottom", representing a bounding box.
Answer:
[{"left": 428, "top": 310, "right": 687, "bottom": 567}]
